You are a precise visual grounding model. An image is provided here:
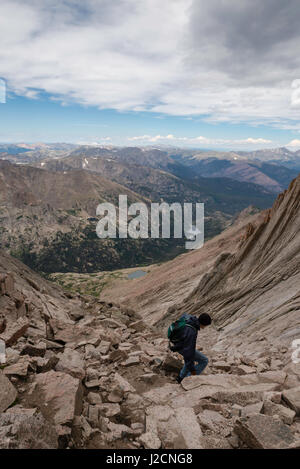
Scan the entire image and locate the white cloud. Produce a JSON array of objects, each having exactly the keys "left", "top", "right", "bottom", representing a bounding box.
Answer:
[
  {"left": 129, "top": 134, "right": 184, "bottom": 142},
  {"left": 76, "top": 136, "right": 112, "bottom": 145},
  {"left": 0, "top": 0, "right": 300, "bottom": 128},
  {"left": 127, "top": 134, "right": 273, "bottom": 149},
  {"left": 287, "top": 139, "right": 300, "bottom": 149},
  {"left": 240, "top": 138, "right": 272, "bottom": 144},
  {"left": 0, "top": 79, "right": 6, "bottom": 103},
  {"left": 291, "top": 79, "right": 300, "bottom": 108},
  {"left": 195, "top": 136, "right": 211, "bottom": 144}
]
